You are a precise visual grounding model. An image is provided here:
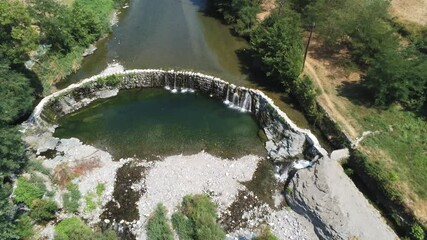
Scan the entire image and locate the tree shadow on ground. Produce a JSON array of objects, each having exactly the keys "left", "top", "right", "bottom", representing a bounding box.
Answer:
[{"left": 336, "top": 80, "right": 375, "bottom": 107}]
